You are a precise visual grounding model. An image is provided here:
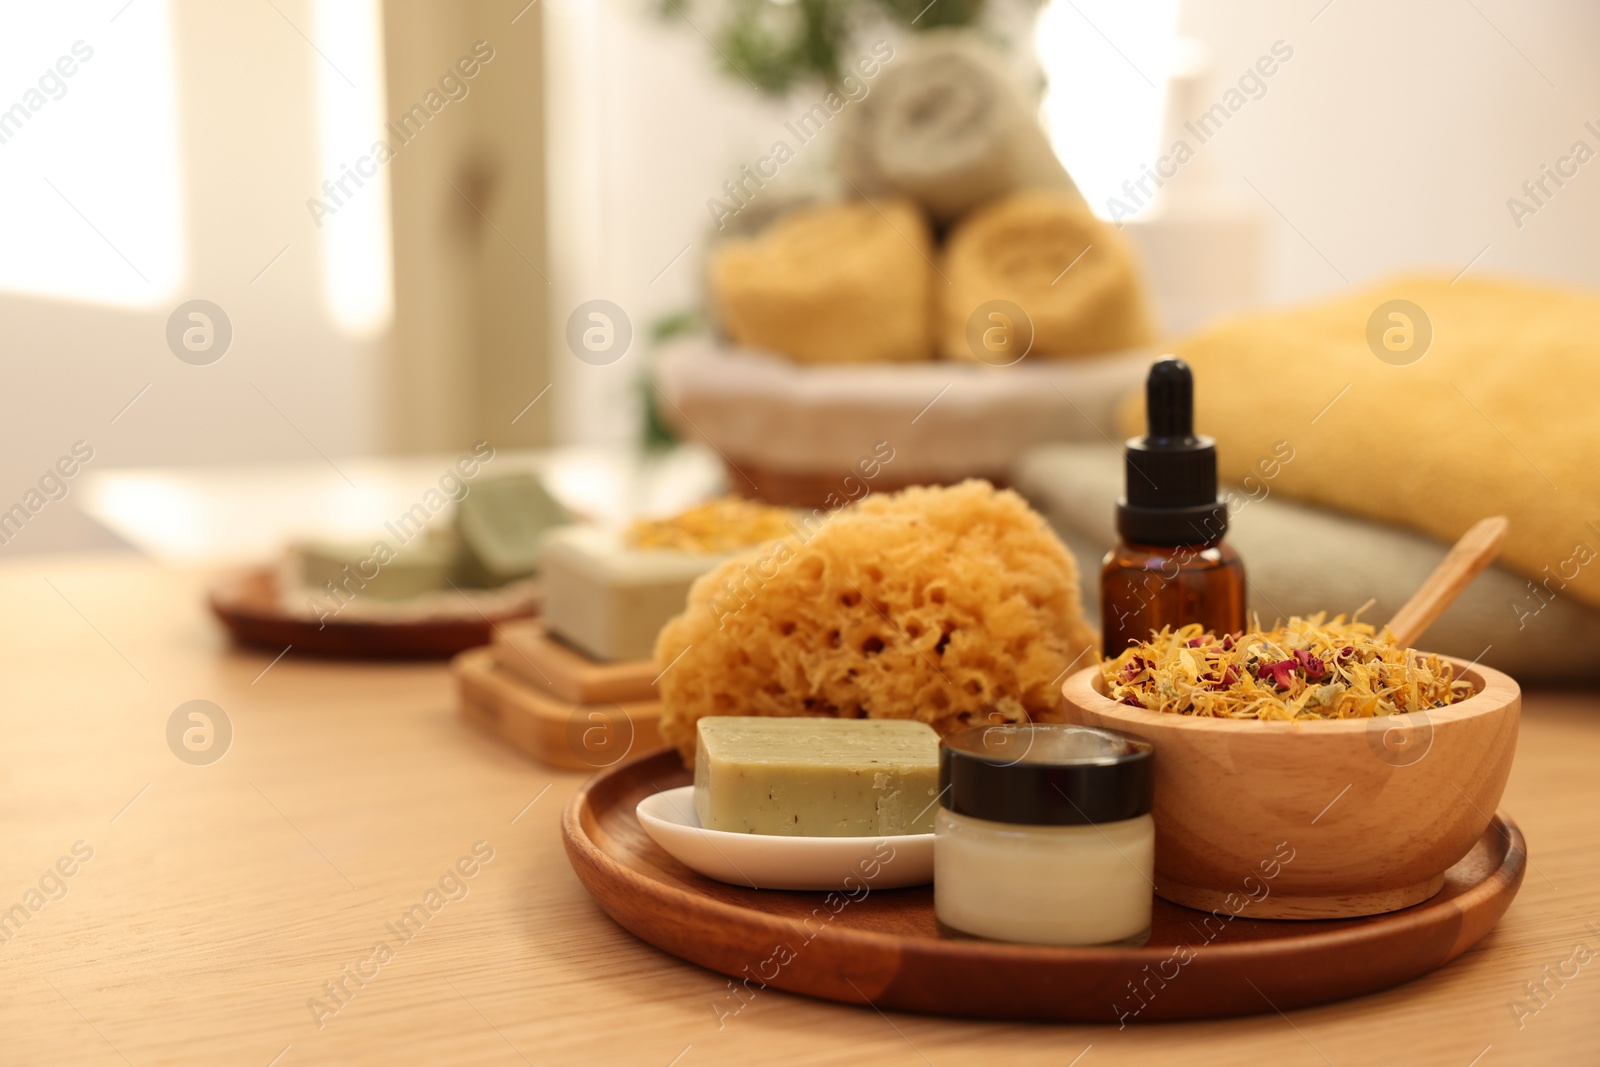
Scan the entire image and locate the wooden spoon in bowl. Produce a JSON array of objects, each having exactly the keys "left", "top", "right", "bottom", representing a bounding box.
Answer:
[{"left": 1383, "top": 516, "right": 1510, "bottom": 648}]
